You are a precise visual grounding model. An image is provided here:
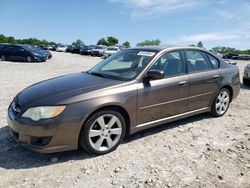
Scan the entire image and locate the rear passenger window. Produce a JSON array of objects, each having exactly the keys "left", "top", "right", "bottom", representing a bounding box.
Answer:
[
  {"left": 186, "top": 50, "right": 213, "bottom": 73},
  {"left": 207, "top": 54, "right": 219, "bottom": 69}
]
